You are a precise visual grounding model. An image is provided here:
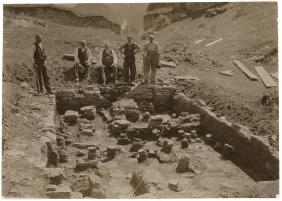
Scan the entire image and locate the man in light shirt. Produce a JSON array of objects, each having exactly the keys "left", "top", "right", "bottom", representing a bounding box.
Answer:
[
  {"left": 98, "top": 43, "right": 118, "bottom": 85},
  {"left": 74, "top": 40, "right": 92, "bottom": 82},
  {"left": 143, "top": 34, "right": 160, "bottom": 84},
  {"left": 29, "top": 34, "right": 53, "bottom": 94}
]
